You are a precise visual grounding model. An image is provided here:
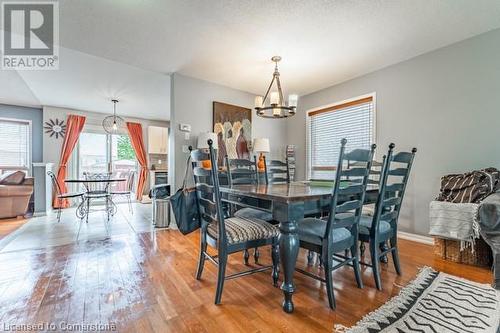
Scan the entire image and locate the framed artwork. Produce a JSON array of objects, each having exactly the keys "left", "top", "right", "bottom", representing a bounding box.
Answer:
[{"left": 213, "top": 101, "right": 252, "bottom": 166}]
